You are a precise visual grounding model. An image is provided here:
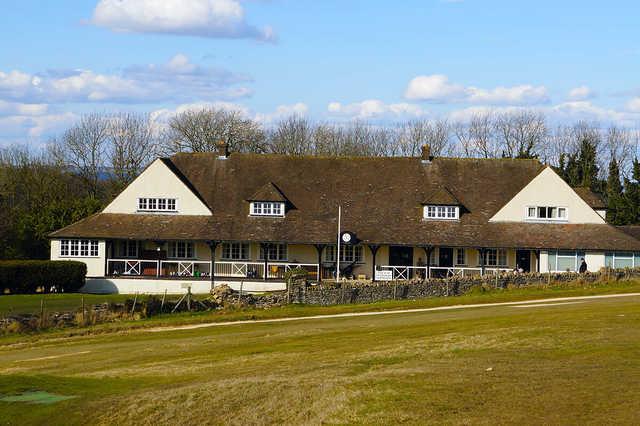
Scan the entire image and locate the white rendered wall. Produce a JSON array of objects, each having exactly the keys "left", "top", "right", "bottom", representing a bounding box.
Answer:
[
  {"left": 490, "top": 167, "right": 605, "bottom": 224},
  {"left": 103, "top": 159, "right": 211, "bottom": 215},
  {"left": 50, "top": 239, "right": 106, "bottom": 277},
  {"left": 81, "top": 278, "right": 285, "bottom": 294}
]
